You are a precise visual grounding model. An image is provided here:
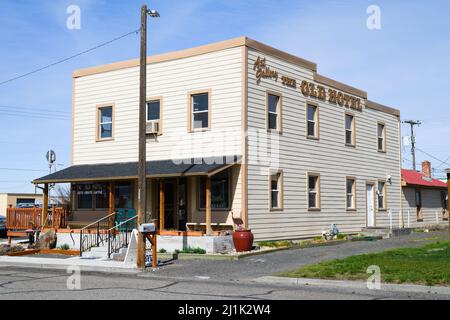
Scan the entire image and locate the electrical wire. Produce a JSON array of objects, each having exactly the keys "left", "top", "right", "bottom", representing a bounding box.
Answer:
[
  {"left": 0, "top": 28, "right": 140, "bottom": 87},
  {"left": 0, "top": 167, "right": 47, "bottom": 172}
]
